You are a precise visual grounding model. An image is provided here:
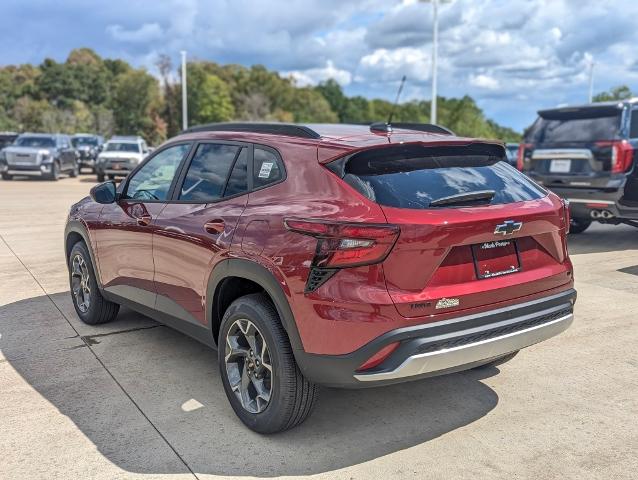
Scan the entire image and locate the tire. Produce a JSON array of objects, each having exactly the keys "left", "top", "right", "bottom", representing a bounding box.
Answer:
[
  {"left": 69, "top": 163, "right": 79, "bottom": 178},
  {"left": 1, "top": 173, "right": 12, "bottom": 180},
  {"left": 97, "top": 173, "right": 105, "bottom": 182},
  {"left": 218, "top": 293, "right": 318, "bottom": 433},
  {"left": 473, "top": 350, "right": 519, "bottom": 370},
  {"left": 68, "top": 241, "right": 119, "bottom": 325},
  {"left": 46, "top": 162, "right": 60, "bottom": 181},
  {"left": 569, "top": 218, "right": 591, "bottom": 234}
]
